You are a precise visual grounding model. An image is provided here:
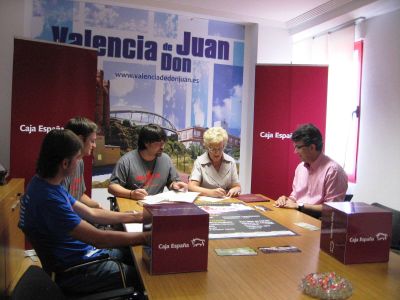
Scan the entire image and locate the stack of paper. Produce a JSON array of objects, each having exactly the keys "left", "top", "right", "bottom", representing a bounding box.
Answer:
[
  {"left": 139, "top": 190, "right": 200, "bottom": 205},
  {"left": 294, "top": 222, "right": 320, "bottom": 231},
  {"left": 215, "top": 247, "right": 258, "bottom": 256},
  {"left": 124, "top": 223, "right": 143, "bottom": 232},
  {"left": 196, "top": 195, "right": 229, "bottom": 202}
]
